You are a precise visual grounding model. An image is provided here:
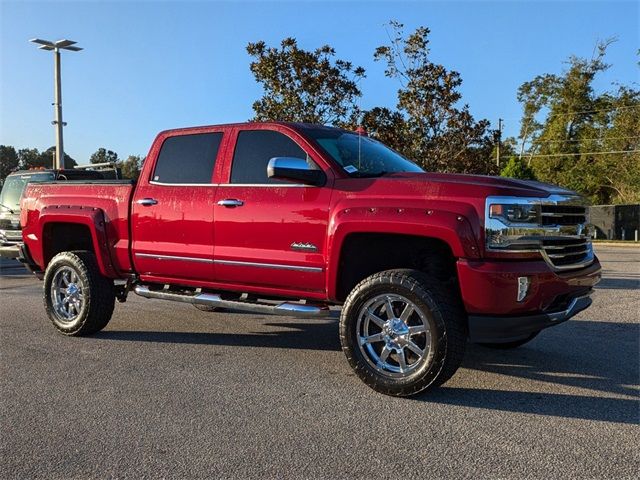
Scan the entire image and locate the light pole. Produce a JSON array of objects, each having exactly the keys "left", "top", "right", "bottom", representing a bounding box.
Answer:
[{"left": 30, "top": 38, "right": 82, "bottom": 170}]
